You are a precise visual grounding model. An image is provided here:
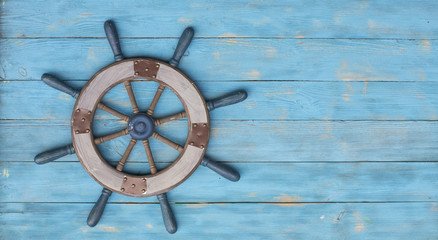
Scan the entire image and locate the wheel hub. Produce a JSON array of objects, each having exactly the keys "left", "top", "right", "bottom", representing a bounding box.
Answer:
[{"left": 127, "top": 113, "right": 155, "bottom": 140}]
